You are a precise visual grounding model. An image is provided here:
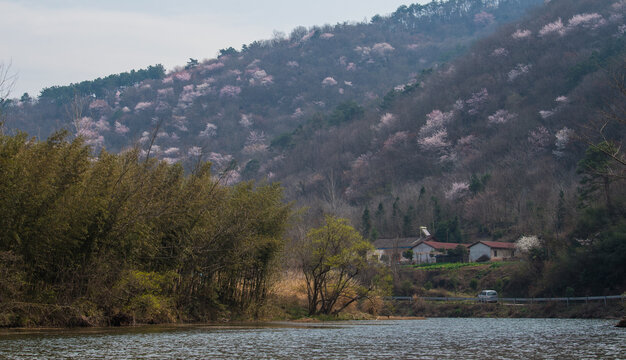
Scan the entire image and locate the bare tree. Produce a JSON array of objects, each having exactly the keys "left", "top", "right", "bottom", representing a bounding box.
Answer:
[{"left": 0, "top": 61, "right": 17, "bottom": 127}]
